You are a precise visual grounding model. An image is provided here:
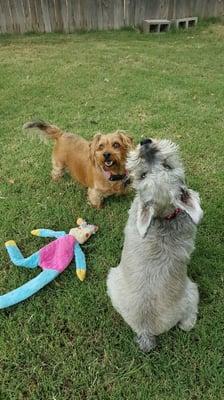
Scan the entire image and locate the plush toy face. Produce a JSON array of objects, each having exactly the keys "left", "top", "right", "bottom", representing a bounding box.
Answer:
[{"left": 69, "top": 219, "right": 98, "bottom": 244}]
